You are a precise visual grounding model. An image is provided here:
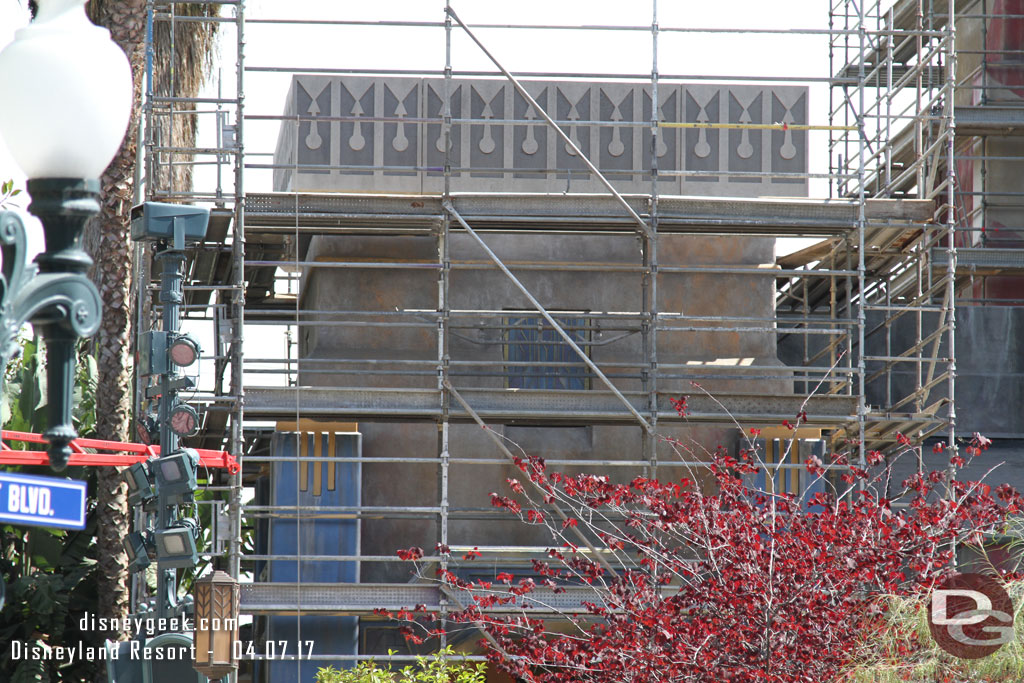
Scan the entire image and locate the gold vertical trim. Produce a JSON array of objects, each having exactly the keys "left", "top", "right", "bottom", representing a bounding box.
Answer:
[
  {"left": 327, "top": 432, "right": 337, "bottom": 491},
  {"left": 299, "top": 433, "right": 309, "bottom": 493},
  {"left": 312, "top": 432, "right": 324, "bottom": 497}
]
